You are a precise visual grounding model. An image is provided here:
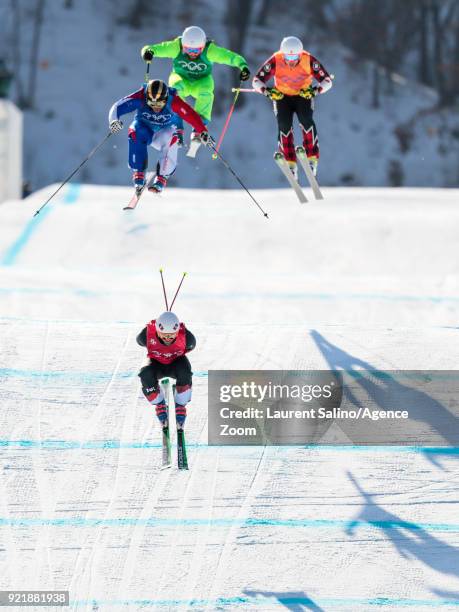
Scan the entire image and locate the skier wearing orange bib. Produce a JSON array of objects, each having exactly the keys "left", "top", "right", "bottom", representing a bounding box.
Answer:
[{"left": 253, "top": 36, "right": 332, "bottom": 178}]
